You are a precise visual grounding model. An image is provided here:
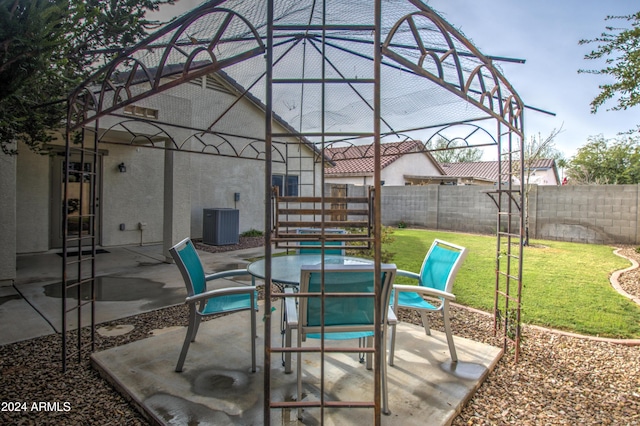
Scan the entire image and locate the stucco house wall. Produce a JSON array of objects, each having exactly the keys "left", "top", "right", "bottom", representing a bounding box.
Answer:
[
  {"left": 382, "top": 153, "right": 442, "bottom": 186},
  {"left": 100, "top": 143, "right": 166, "bottom": 247},
  {"left": 525, "top": 168, "right": 558, "bottom": 186},
  {"left": 323, "top": 174, "right": 371, "bottom": 186},
  {"left": 0, "top": 153, "right": 17, "bottom": 283},
  {"left": 15, "top": 149, "right": 50, "bottom": 253},
  {"left": 1, "top": 76, "right": 321, "bottom": 283},
  {"left": 325, "top": 151, "right": 442, "bottom": 186}
]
